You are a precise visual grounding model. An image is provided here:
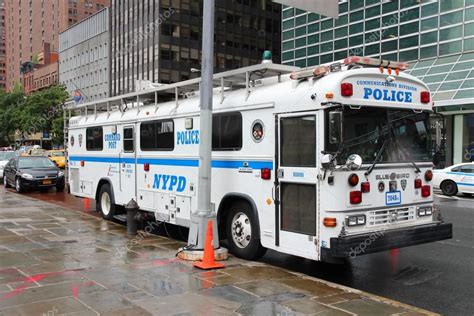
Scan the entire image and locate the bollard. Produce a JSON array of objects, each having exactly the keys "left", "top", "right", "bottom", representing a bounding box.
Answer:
[{"left": 125, "top": 199, "right": 140, "bottom": 236}]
